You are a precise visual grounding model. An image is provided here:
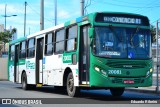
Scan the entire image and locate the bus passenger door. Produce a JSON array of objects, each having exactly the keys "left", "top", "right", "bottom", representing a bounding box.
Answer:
[
  {"left": 36, "top": 37, "right": 44, "bottom": 84},
  {"left": 79, "top": 25, "right": 90, "bottom": 84},
  {"left": 14, "top": 44, "right": 19, "bottom": 83}
]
